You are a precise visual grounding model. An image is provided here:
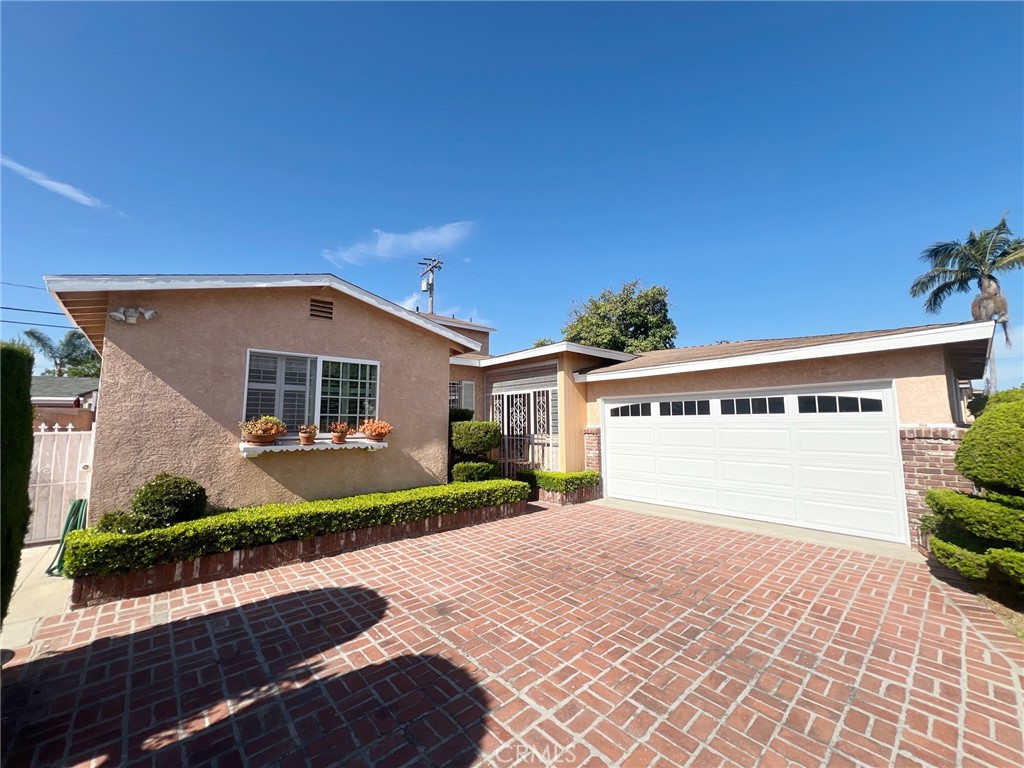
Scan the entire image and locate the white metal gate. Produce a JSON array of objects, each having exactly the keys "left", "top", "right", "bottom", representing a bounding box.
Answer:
[
  {"left": 491, "top": 388, "right": 559, "bottom": 477},
  {"left": 26, "top": 426, "right": 94, "bottom": 545}
]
